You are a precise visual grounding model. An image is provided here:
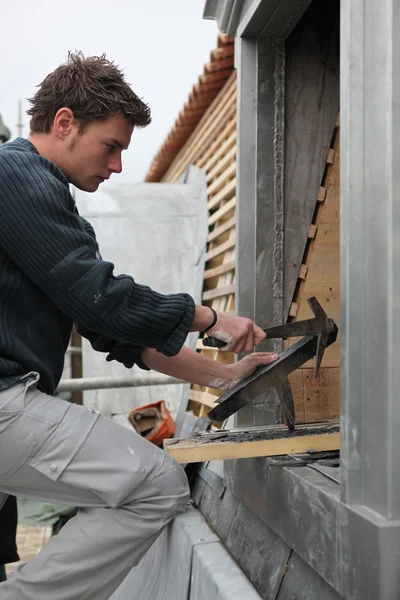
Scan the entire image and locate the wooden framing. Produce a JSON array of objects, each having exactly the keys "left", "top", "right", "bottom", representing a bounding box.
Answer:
[
  {"left": 164, "top": 421, "right": 340, "bottom": 463},
  {"left": 286, "top": 115, "right": 340, "bottom": 423},
  {"left": 162, "top": 72, "right": 238, "bottom": 417}
]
